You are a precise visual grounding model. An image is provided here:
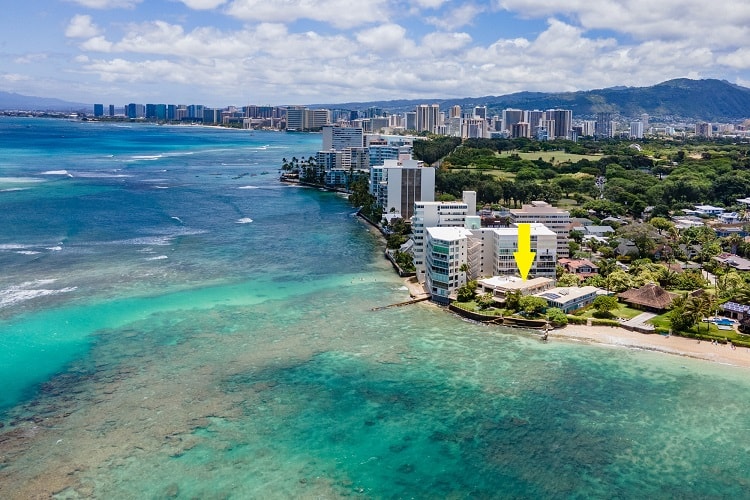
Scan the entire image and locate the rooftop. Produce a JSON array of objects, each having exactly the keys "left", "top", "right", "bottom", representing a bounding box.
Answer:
[
  {"left": 426, "top": 226, "right": 473, "bottom": 241},
  {"left": 535, "top": 286, "right": 604, "bottom": 303},
  {"left": 478, "top": 276, "right": 554, "bottom": 291},
  {"left": 491, "top": 223, "right": 557, "bottom": 237}
]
